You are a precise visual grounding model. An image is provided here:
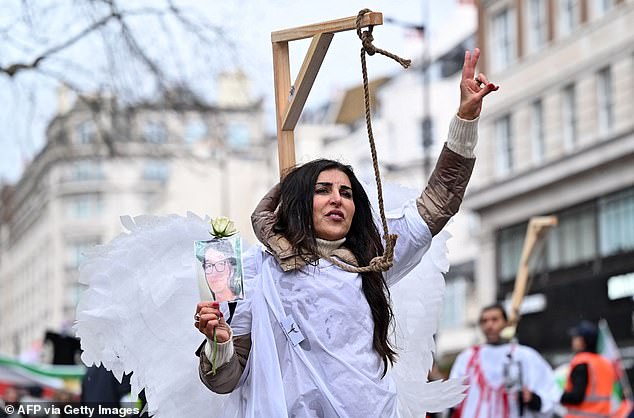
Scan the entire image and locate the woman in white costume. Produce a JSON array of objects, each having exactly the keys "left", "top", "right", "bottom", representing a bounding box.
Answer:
[{"left": 193, "top": 48, "right": 499, "bottom": 417}]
